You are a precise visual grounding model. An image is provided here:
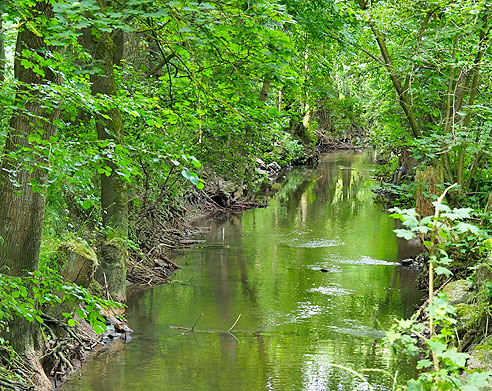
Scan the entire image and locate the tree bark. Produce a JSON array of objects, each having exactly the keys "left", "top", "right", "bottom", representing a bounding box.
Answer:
[
  {"left": 258, "top": 79, "right": 271, "bottom": 102},
  {"left": 0, "top": 3, "right": 58, "bottom": 387},
  {"left": 86, "top": 22, "right": 128, "bottom": 303},
  {"left": 0, "top": 2, "right": 59, "bottom": 280}
]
